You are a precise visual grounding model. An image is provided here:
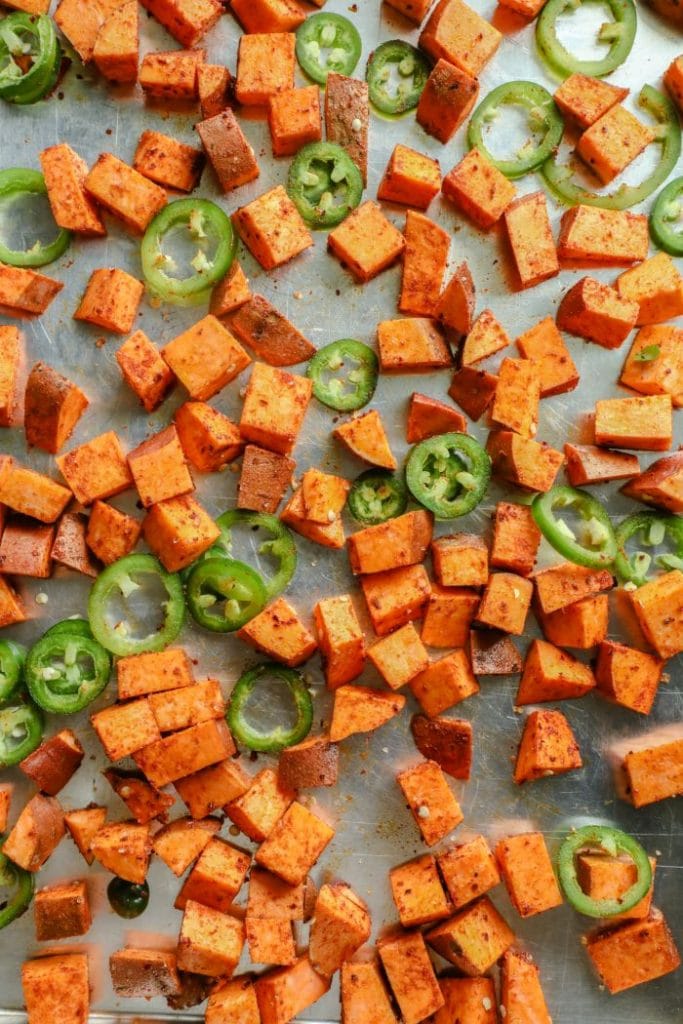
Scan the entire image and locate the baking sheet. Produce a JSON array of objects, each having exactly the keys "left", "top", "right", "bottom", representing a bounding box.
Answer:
[{"left": 0, "top": 0, "right": 681, "bottom": 1020}]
